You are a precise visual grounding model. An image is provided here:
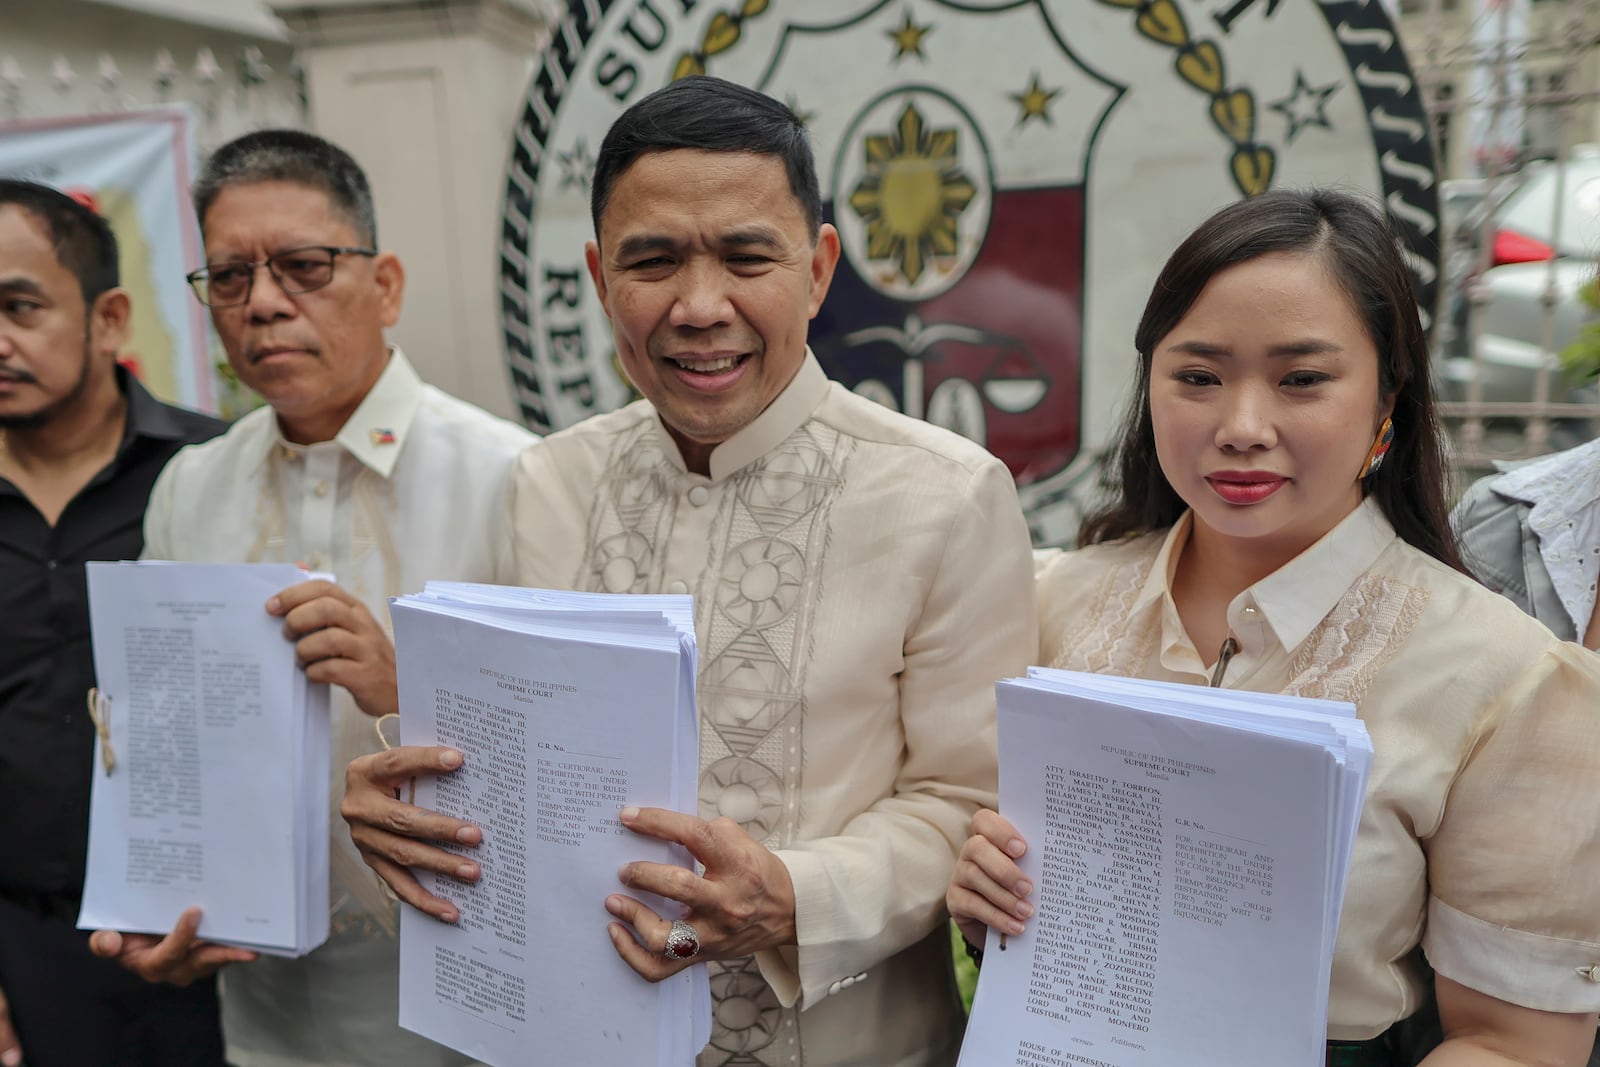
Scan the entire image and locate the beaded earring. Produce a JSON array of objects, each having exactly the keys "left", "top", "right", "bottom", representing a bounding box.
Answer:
[{"left": 1361, "top": 417, "right": 1394, "bottom": 479}]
